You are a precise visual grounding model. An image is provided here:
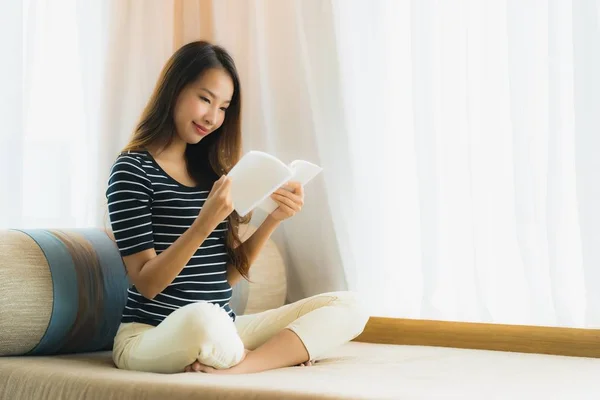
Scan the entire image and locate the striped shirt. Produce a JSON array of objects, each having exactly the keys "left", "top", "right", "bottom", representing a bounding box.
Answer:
[{"left": 106, "top": 150, "right": 234, "bottom": 327}]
